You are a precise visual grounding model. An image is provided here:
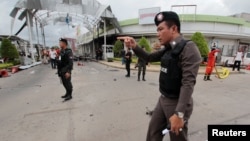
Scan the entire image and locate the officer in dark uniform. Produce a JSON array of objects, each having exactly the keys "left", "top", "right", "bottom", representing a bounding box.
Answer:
[
  {"left": 118, "top": 11, "right": 201, "bottom": 141},
  {"left": 125, "top": 48, "right": 132, "bottom": 77},
  {"left": 137, "top": 46, "right": 147, "bottom": 81},
  {"left": 58, "top": 38, "right": 74, "bottom": 101}
]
